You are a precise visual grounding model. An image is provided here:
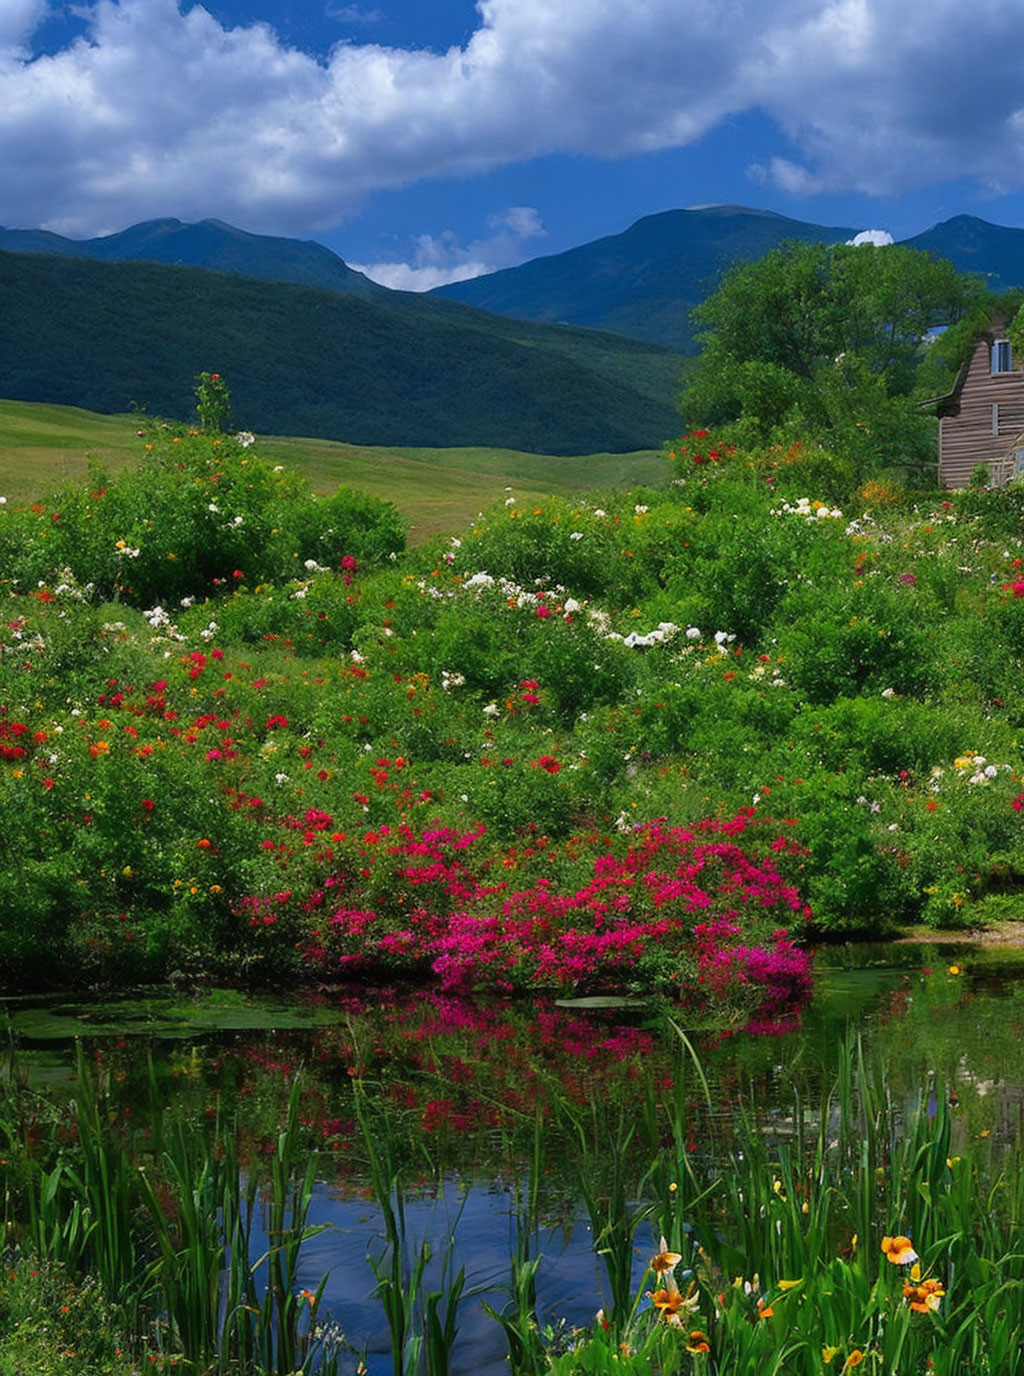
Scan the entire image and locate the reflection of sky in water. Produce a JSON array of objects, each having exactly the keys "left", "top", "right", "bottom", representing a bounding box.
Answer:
[
  {"left": 254, "top": 1181, "right": 649, "bottom": 1376},
  {"left": 10, "top": 943, "right": 1024, "bottom": 1372}
]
